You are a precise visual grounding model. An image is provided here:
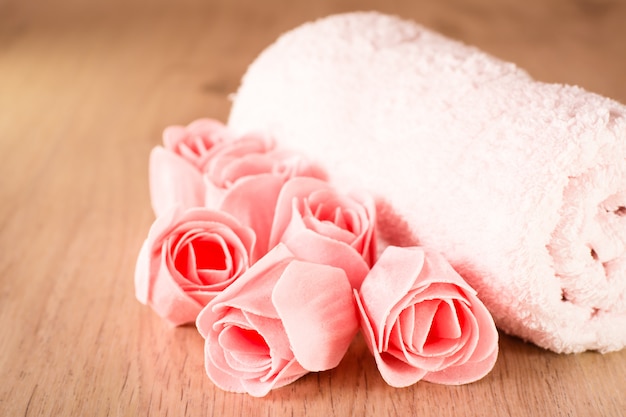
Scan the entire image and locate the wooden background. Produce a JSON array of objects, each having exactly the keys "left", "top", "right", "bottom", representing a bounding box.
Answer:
[{"left": 1, "top": 0, "right": 625, "bottom": 416}]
